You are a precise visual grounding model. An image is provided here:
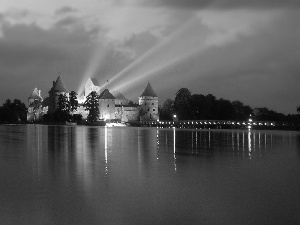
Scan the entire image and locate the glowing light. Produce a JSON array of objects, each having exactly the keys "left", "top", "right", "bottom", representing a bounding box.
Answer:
[
  {"left": 173, "top": 127, "right": 176, "bottom": 172},
  {"left": 98, "top": 17, "right": 209, "bottom": 96},
  {"left": 78, "top": 42, "right": 110, "bottom": 95},
  {"left": 248, "top": 130, "right": 252, "bottom": 155},
  {"left": 105, "top": 126, "right": 108, "bottom": 175}
]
